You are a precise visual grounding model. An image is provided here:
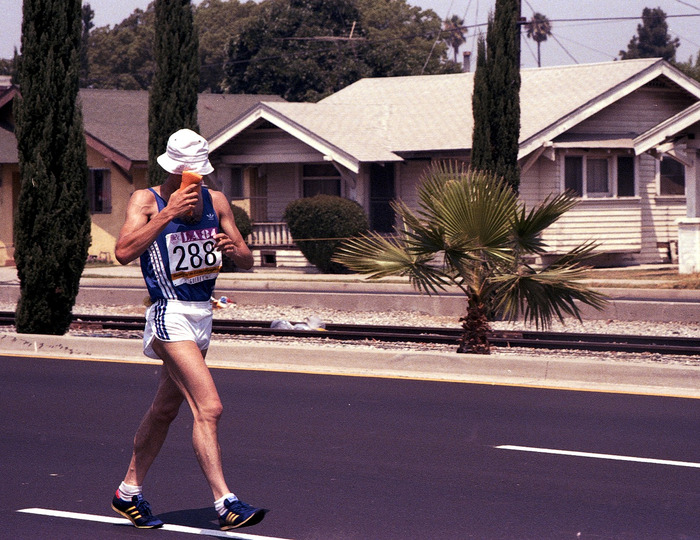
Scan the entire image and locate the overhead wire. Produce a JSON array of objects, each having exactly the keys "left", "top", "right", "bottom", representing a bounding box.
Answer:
[
  {"left": 201, "top": 9, "right": 700, "bottom": 70},
  {"left": 674, "top": 0, "right": 700, "bottom": 11},
  {"left": 421, "top": 0, "right": 455, "bottom": 73},
  {"left": 517, "top": 2, "right": 700, "bottom": 65}
]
